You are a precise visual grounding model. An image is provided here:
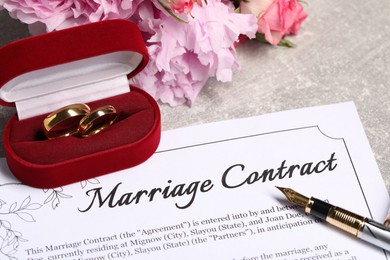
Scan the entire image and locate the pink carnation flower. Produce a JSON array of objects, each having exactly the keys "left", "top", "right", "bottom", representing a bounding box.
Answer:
[
  {"left": 132, "top": 0, "right": 257, "bottom": 106},
  {"left": 1, "top": 0, "right": 142, "bottom": 31}
]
